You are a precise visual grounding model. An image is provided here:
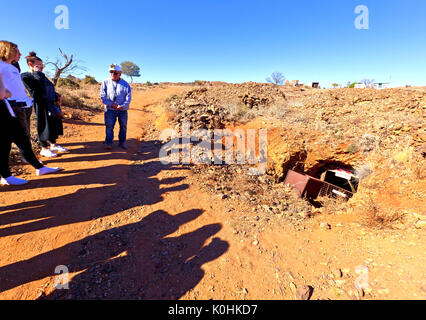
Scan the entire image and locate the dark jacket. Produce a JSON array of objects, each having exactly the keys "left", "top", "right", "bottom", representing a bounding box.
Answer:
[{"left": 21, "top": 71, "right": 63, "bottom": 142}]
